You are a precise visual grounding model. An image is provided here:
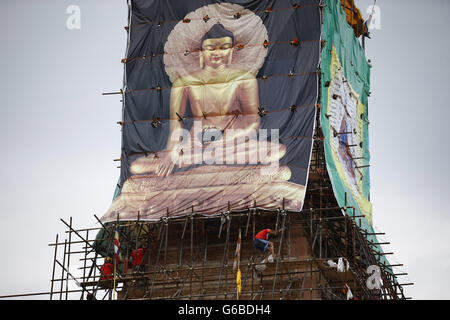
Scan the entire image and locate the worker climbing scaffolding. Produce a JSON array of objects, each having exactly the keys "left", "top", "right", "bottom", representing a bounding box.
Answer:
[
  {"left": 99, "top": 256, "right": 113, "bottom": 281},
  {"left": 253, "top": 228, "right": 284, "bottom": 264}
]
